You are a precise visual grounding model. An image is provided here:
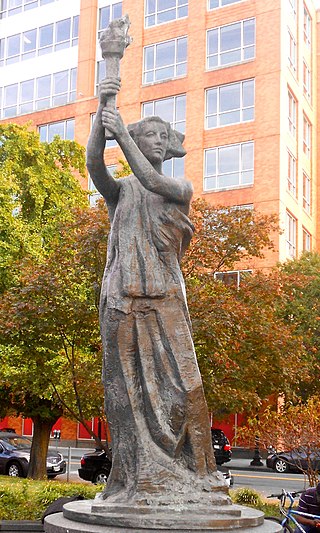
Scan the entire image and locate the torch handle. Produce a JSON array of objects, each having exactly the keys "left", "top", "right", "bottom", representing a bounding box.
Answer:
[{"left": 104, "top": 55, "right": 120, "bottom": 140}]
